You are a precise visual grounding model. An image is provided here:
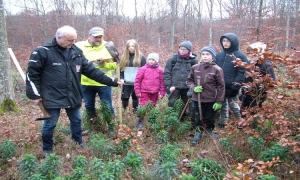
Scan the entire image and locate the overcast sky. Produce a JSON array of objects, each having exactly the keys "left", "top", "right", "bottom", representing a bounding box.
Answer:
[{"left": 4, "top": 0, "right": 141, "bottom": 18}]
